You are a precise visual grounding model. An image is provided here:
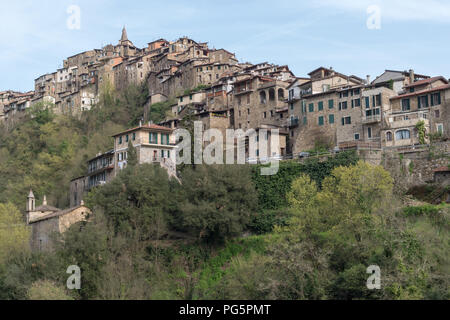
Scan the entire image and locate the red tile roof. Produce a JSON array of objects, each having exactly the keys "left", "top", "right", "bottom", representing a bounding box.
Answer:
[
  {"left": 404, "top": 76, "right": 448, "bottom": 88},
  {"left": 390, "top": 84, "right": 450, "bottom": 100},
  {"left": 434, "top": 166, "right": 450, "bottom": 173}
]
